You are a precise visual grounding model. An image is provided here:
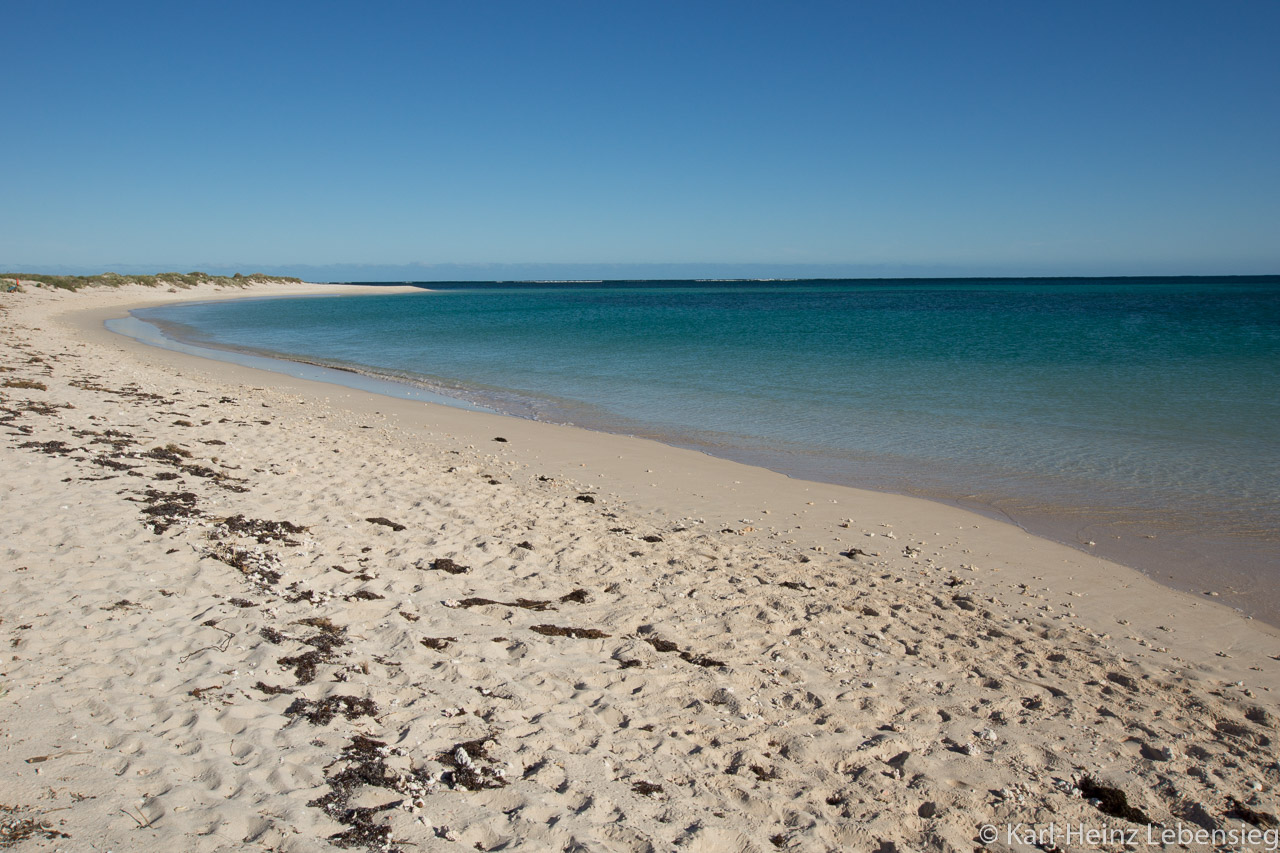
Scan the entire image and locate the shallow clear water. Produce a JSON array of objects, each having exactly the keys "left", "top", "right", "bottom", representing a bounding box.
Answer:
[{"left": 133, "top": 278, "right": 1280, "bottom": 607}]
